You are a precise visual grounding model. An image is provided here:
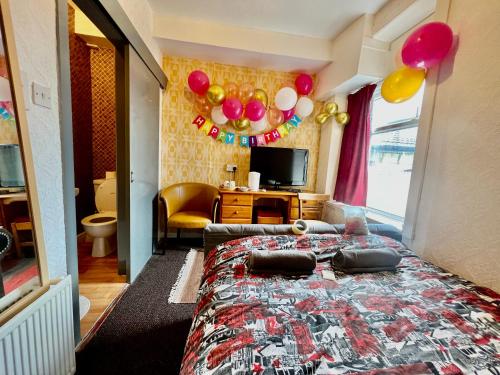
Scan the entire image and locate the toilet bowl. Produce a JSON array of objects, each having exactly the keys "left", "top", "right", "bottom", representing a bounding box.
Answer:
[{"left": 82, "top": 179, "right": 117, "bottom": 257}]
